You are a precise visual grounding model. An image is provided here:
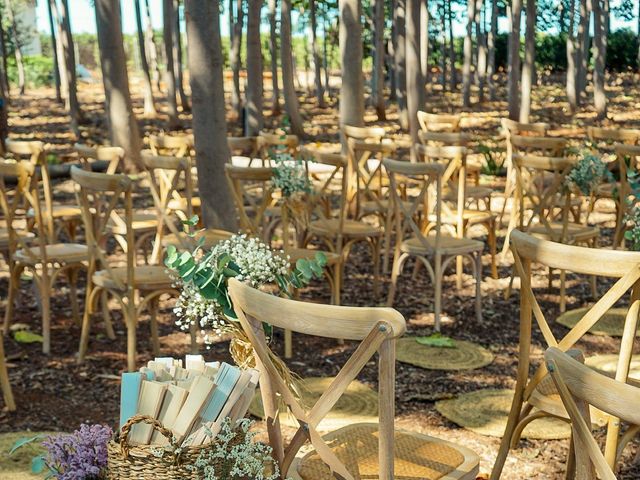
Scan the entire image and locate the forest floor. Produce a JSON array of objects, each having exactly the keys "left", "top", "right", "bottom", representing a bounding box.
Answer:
[{"left": 1, "top": 75, "right": 640, "bottom": 479}]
